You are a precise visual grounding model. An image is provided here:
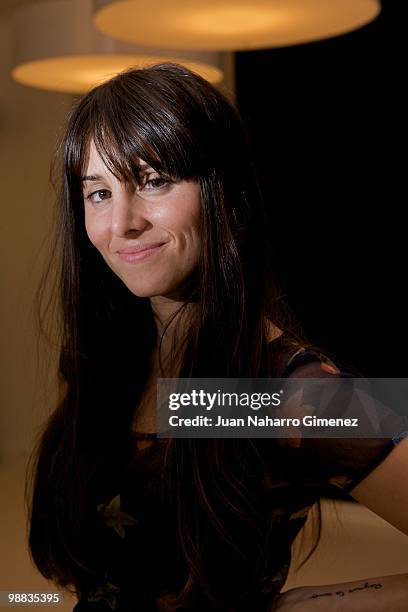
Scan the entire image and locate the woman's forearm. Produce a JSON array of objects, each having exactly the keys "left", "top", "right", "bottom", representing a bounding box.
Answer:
[{"left": 269, "top": 573, "right": 408, "bottom": 611}]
